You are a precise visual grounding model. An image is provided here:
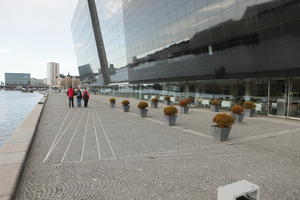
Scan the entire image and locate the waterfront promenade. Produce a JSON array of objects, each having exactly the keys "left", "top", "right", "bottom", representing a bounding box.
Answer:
[{"left": 14, "top": 93, "right": 300, "bottom": 199}]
